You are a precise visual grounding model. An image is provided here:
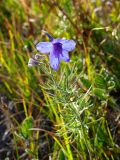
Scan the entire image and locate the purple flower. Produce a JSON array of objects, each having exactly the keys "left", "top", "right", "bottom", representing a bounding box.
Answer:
[{"left": 36, "top": 32, "right": 76, "bottom": 70}]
